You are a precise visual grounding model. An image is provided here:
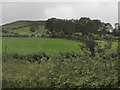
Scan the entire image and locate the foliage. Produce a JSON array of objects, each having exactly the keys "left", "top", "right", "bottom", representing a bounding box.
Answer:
[
  {"left": 1, "top": 17, "right": 119, "bottom": 88},
  {"left": 2, "top": 49, "right": 118, "bottom": 88},
  {"left": 2, "top": 39, "right": 118, "bottom": 88},
  {"left": 112, "top": 23, "right": 120, "bottom": 36},
  {"left": 45, "top": 17, "right": 112, "bottom": 37}
]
